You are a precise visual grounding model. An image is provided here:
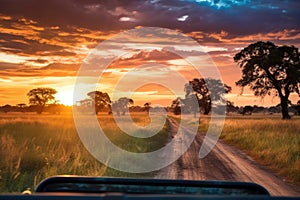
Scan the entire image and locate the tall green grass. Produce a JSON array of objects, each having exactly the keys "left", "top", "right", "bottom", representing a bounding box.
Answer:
[{"left": 0, "top": 112, "right": 169, "bottom": 193}]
